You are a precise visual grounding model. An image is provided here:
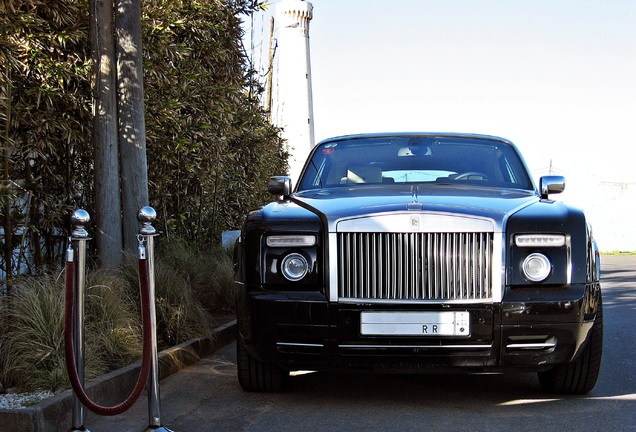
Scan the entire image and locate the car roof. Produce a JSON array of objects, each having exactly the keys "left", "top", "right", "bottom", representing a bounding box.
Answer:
[{"left": 317, "top": 132, "right": 515, "bottom": 146}]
